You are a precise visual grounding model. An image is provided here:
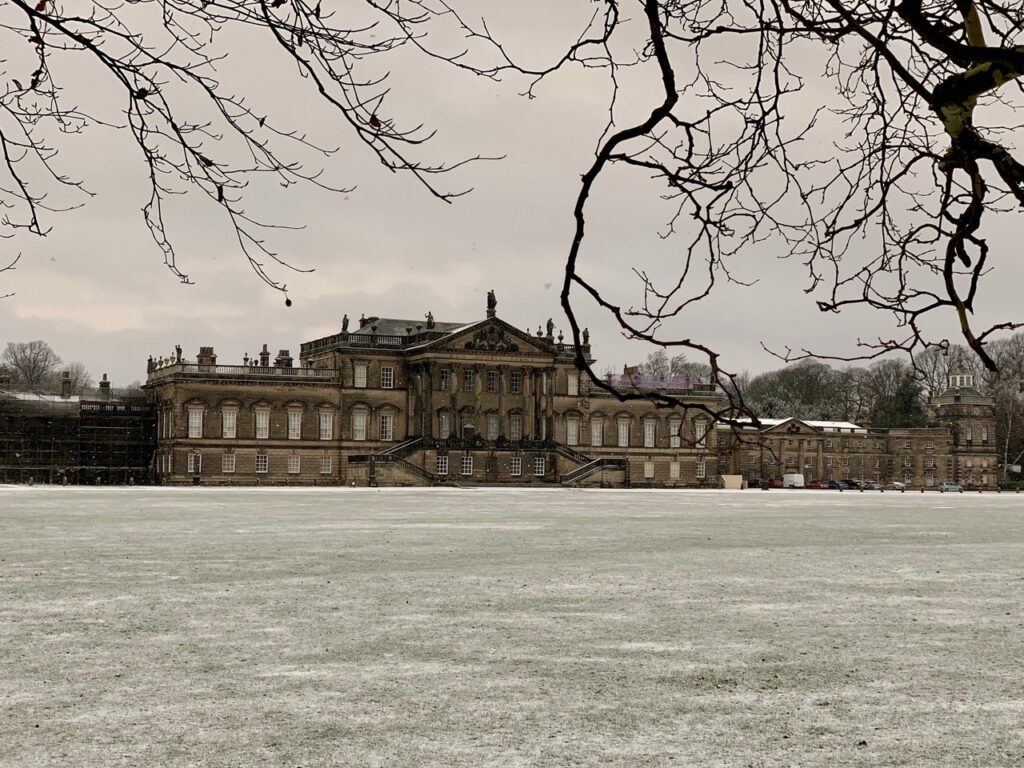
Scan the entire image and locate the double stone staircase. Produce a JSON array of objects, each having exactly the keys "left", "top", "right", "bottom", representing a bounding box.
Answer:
[{"left": 351, "top": 436, "right": 627, "bottom": 486}]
